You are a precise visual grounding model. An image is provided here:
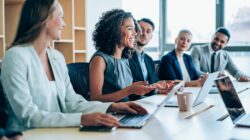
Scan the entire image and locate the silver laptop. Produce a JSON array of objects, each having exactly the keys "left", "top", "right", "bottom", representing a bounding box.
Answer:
[
  {"left": 115, "top": 81, "right": 184, "bottom": 128},
  {"left": 215, "top": 76, "right": 250, "bottom": 127},
  {"left": 165, "top": 71, "right": 220, "bottom": 107}
]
